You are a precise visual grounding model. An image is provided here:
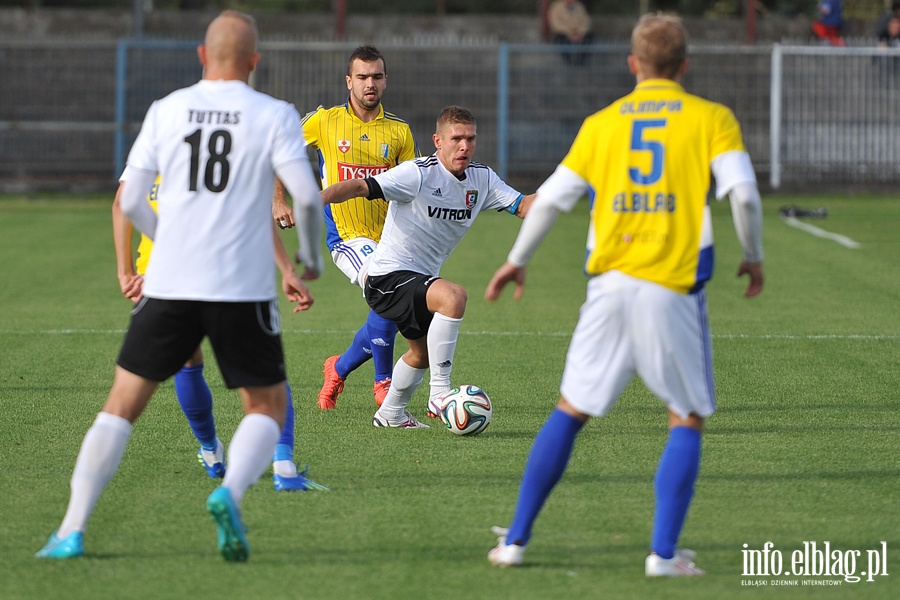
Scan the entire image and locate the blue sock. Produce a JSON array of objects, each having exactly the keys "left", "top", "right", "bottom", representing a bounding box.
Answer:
[
  {"left": 173, "top": 364, "right": 216, "bottom": 451},
  {"left": 335, "top": 324, "right": 372, "bottom": 379},
  {"left": 366, "top": 310, "right": 397, "bottom": 382},
  {"left": 506, "top": 408, "right": 584, "bottom": 546},
  {"left": 274, "top": 383, "right": 295, "bottom": 462},
  {"left": 651, "top": 426, "right": 702, "bottom": 559}
]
